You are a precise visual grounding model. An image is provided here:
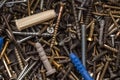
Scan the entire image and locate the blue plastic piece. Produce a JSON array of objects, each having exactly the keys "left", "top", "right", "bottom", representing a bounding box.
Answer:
[
  {"left": 0, "top": 37, "right": 4, "bottom": 51},
  {"left": 69, "top": 53, "right": 94, "bottom": 80}
]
